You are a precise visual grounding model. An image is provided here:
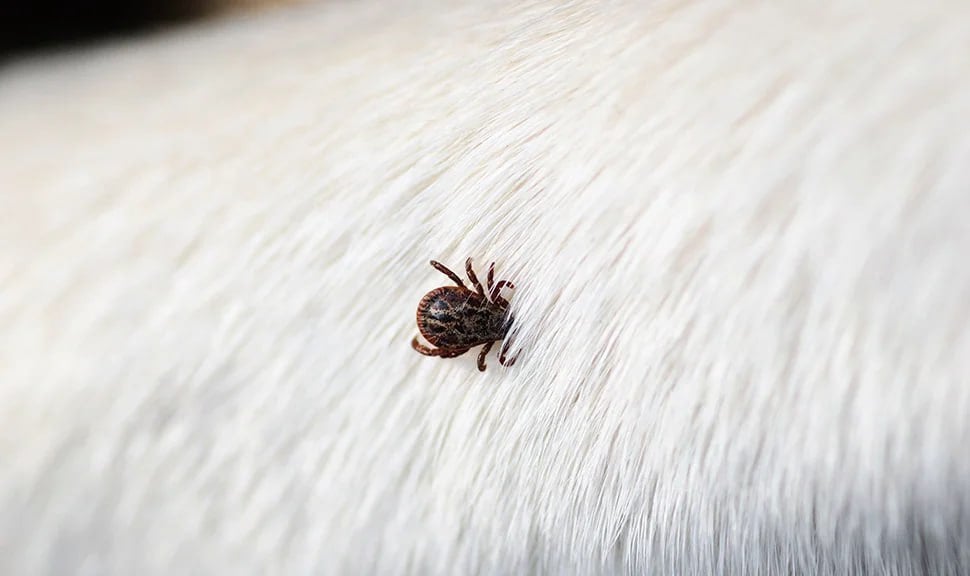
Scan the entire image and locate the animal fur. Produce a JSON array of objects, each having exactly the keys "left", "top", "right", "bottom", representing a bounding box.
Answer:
[{"left": 1, "top": 1, "right": 968, "bottom": 574}]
